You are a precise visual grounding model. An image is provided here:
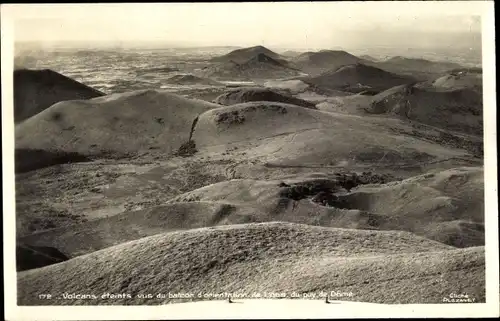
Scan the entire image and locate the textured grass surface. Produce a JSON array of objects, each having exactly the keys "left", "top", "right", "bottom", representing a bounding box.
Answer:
[{"left": 18, "top": 222, "right": 484, "bottom": 305}]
